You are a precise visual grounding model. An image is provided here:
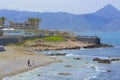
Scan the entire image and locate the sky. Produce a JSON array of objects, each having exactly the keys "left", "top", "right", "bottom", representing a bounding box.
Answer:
[{"left": 0, "top": 0, "right": 120, "bottom": 14}]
